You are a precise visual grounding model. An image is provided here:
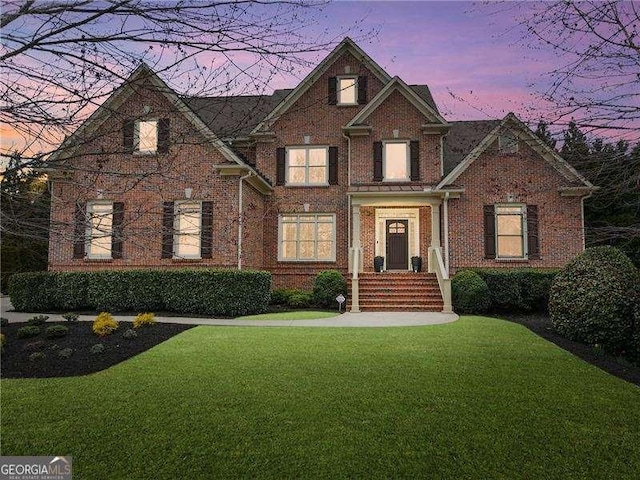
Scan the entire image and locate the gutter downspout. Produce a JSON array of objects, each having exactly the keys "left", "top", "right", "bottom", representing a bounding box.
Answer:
[
  {"left": 237, "top": 170, "right": 253, "bottom": 270},
  {"left": 443, "top": 191, "right": 450, "bottom": 275}
]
